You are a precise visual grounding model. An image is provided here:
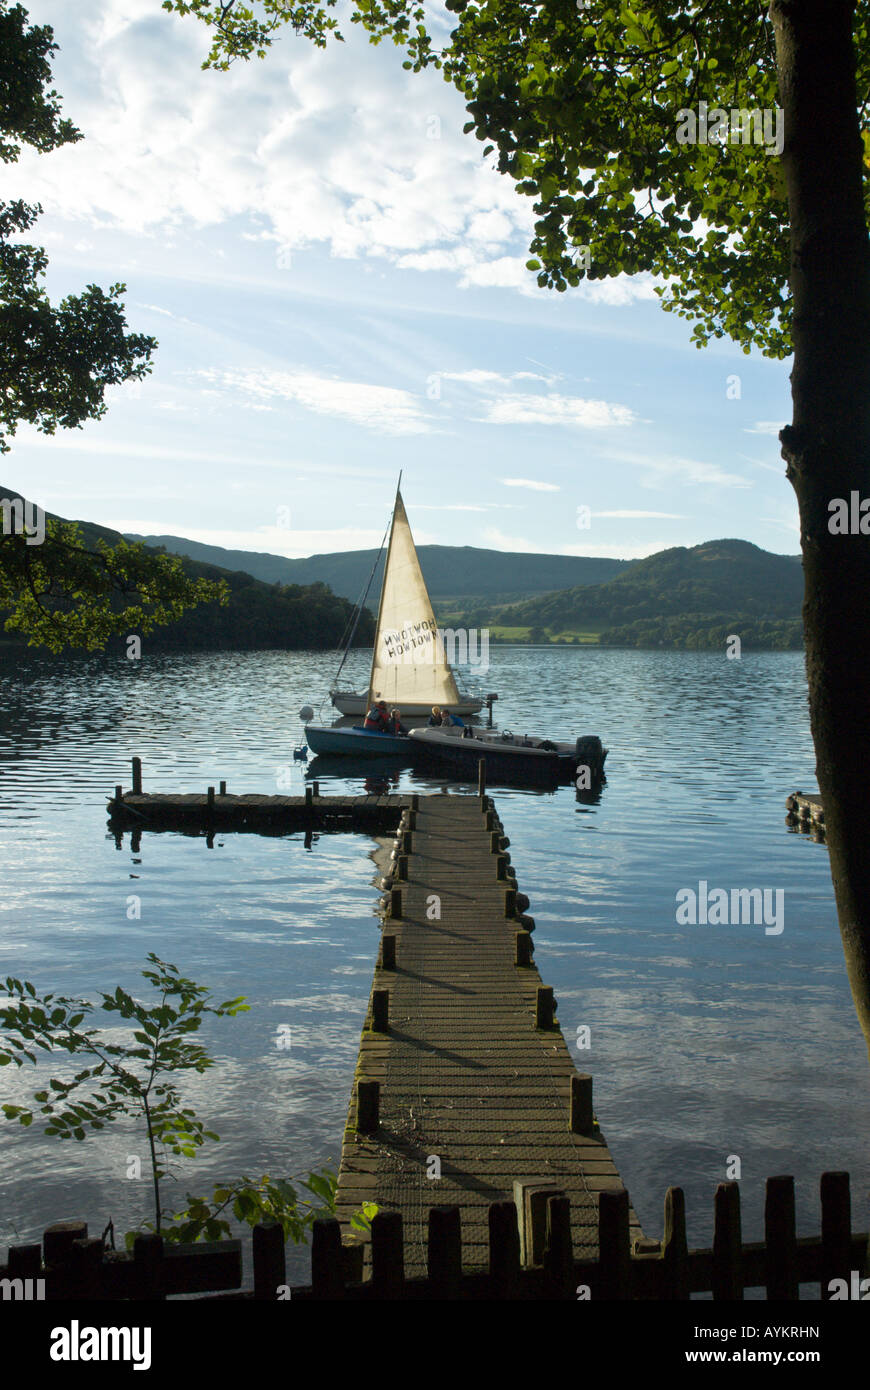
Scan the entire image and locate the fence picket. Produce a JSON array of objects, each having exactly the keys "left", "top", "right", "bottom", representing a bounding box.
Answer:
[
  {"left": 133, "top": 1232, "right": 165, "bottom": 1301},
  {"left": 765, "top": 1176, "right": 798, "bottom": 1300},
  {"left": 712, "top": 1182, "right": 743, "bottom": 1301},
  {"left": 428, "top": 1206, "right": 462, "bottom": 1299},
  {"left": 311, "top": 1218, "right": 345, "bottom": 1299},
  {"left": 489, "top": 1200, "right": 521, "bottom": 1299},
  {"left": 543, "top": 1195, "right": 574, "bottom": 1298},
  {"left": 598, "top": 1188, "right": 632, "bottom": 1299},
  {"left": 371, "top": 1211, "right": 404, "bottom": 1299},
  {"left": 253, "top": 1221, "right": 286, "bottom": 1301},
  {"left": 820, "top": 1171, "right": 851, "bottom": 1300},
  {"left": 662, "top": 1187, "right": 689, "bottom": 1300}
]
